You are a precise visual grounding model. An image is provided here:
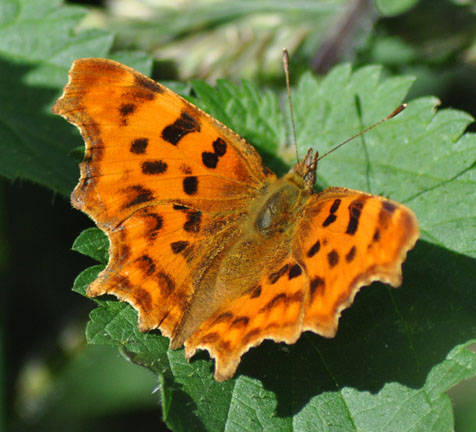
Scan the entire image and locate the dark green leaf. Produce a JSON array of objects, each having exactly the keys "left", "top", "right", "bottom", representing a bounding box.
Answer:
[
  {"left": 0, "top": 0, "right": 152, "bottom": 195},
  {"left": 72, "top": 265, "right": 104, "bottom": 297},
  {"left": 72, "top": 228, "right": 109, "bottom": 264},
  {"left": 191, "top": 79, "right": 287, "bottom": 173}
]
